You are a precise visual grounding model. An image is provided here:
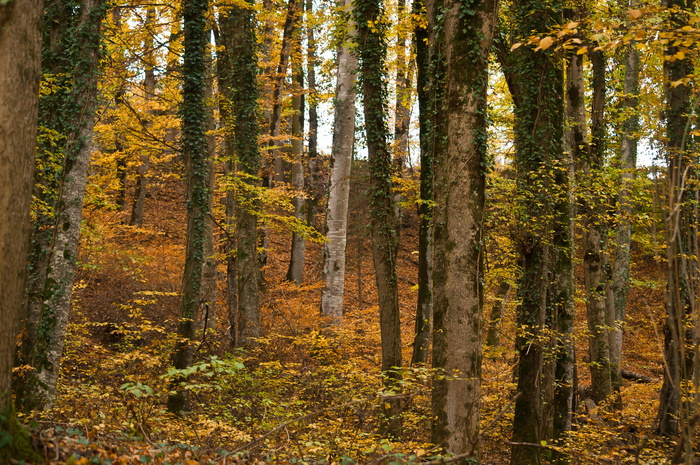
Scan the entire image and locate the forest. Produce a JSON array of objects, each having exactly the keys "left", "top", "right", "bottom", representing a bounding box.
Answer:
[{"left": 0, "top": 0, "right": 699, "bottom": 463}]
